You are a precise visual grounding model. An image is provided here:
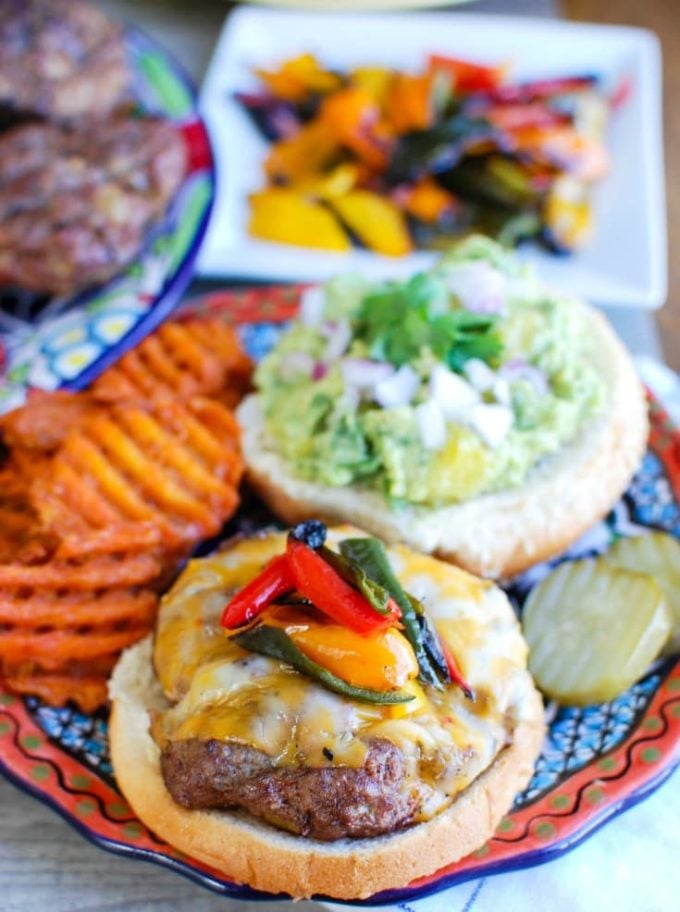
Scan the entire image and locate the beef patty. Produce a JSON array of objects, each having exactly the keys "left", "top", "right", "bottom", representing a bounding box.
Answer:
[
  {"left": 0, "top": 0, "right": 130, "bottom": 122},
  {"left": 160, "top": 738, "right": 420, "bottom": 841},
  {"left": 0, "top": 116, "right": 186, "bottom": 296}
]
